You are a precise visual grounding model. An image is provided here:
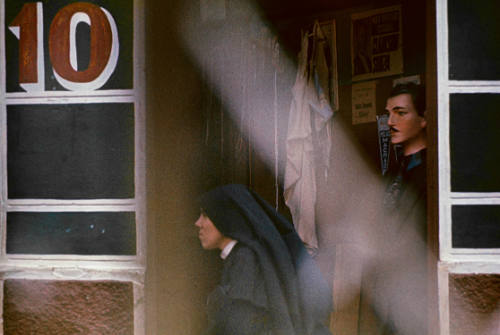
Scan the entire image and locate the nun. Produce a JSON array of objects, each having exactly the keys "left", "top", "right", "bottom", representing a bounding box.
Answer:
[{"left": 195, "top": 184, "right": 332, "bottom": 335}]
